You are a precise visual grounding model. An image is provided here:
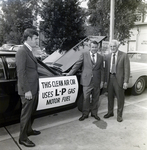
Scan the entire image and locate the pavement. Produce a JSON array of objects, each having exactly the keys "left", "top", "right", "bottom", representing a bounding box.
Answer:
[{"left": 0, "top": 89, "right": 147, "bottom": 150}]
